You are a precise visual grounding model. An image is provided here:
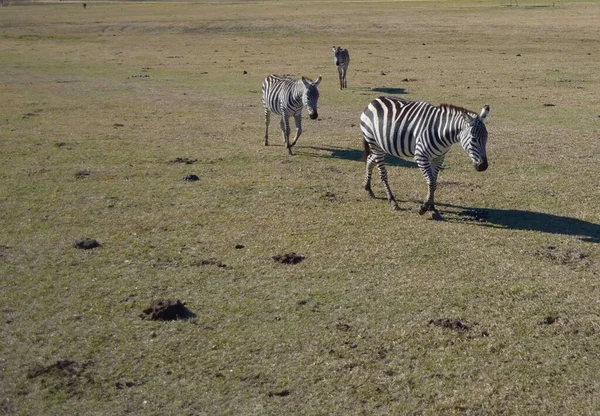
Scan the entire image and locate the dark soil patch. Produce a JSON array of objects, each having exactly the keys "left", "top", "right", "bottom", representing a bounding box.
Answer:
[
  {"left": 539, "top": 313, "right": 559, "bottom": 325},
  {"left": 322, "top": 191, "right": 336, "bottom": 201},
  {"left": 27, "top": 360, "right": 94, "bottom": 397},
  {"left": 272, "top": 253, "right": 304, "bottom": 264},
  {"left": 535, "top": 246, "right": 594, "bottom": 269},
  {"left": 169, "top": 157, "right": 197, "bottom": 165},
  {"left": 183, "top": 174, "right": 200, "bottom": 182},
  {"left": 75, "top": 170, "right": 92, "bottom": 179},
  {"left": 73, "top": 238, "right": 100, "bottom": 250},
  {"left": 429, "top": 318, "right": 470, "bottom": 331},
  {"left": 28, "top": 360, "right": 91, "bottom": 379},
  {"left": 235, "top": 244, "right": 245, "bottom": 249},
  {"left": 268, "top": 389, "right": 290, "bottom": 397},
  {"left": 194, "top": 259, "right": 228, "bottom": 269},
  {"left": 141, "top": 299, "right": 194, "bottom": 321},
  {"left": 115, "top": 380, "right": 137, "bottom": 389},
  {"left": 336, "top": 323, "right": 351, "bottom": 332}
]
